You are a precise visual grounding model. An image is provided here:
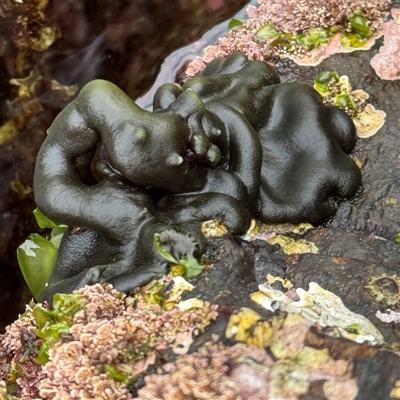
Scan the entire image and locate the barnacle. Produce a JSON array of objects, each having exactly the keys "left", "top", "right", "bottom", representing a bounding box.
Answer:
[{"left": 365, "top": 273, "right": 400, "bottom": 307}]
